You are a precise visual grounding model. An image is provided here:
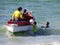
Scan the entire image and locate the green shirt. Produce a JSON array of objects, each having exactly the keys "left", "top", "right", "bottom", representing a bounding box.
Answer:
[{"left": 33, "top": 24, "right": 37, "bottom": 32}]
